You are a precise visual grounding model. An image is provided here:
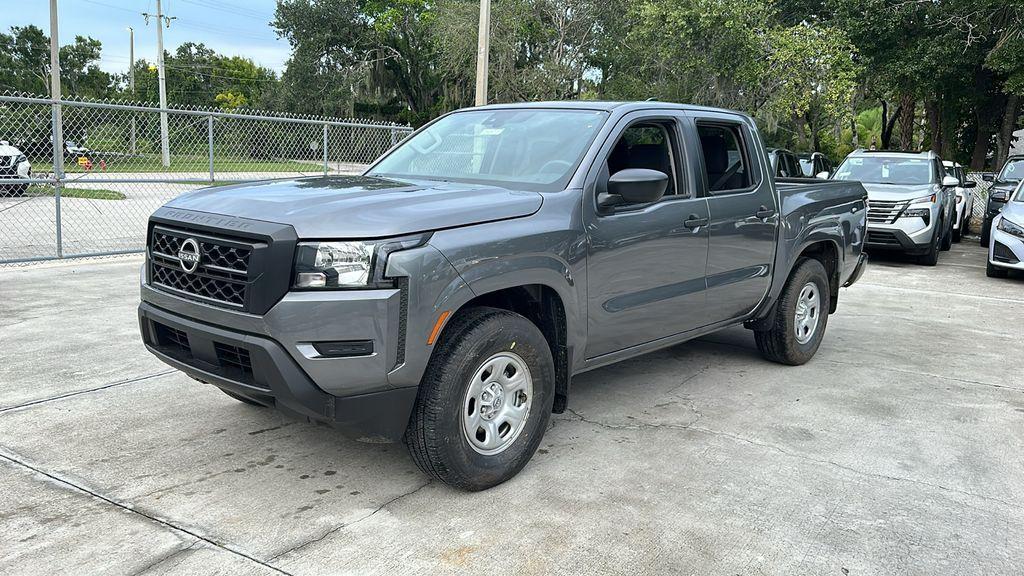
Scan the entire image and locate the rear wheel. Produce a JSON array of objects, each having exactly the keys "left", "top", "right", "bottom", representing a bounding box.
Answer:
[
  {"left": 753, "top": 258, "right": 831, "bottom": 366},
  {"left": 987, "top": 260, "right": 1009, "bottom": 278},
  {"left": 405, "top": 307, "right": 554, "bottom": 491}
]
